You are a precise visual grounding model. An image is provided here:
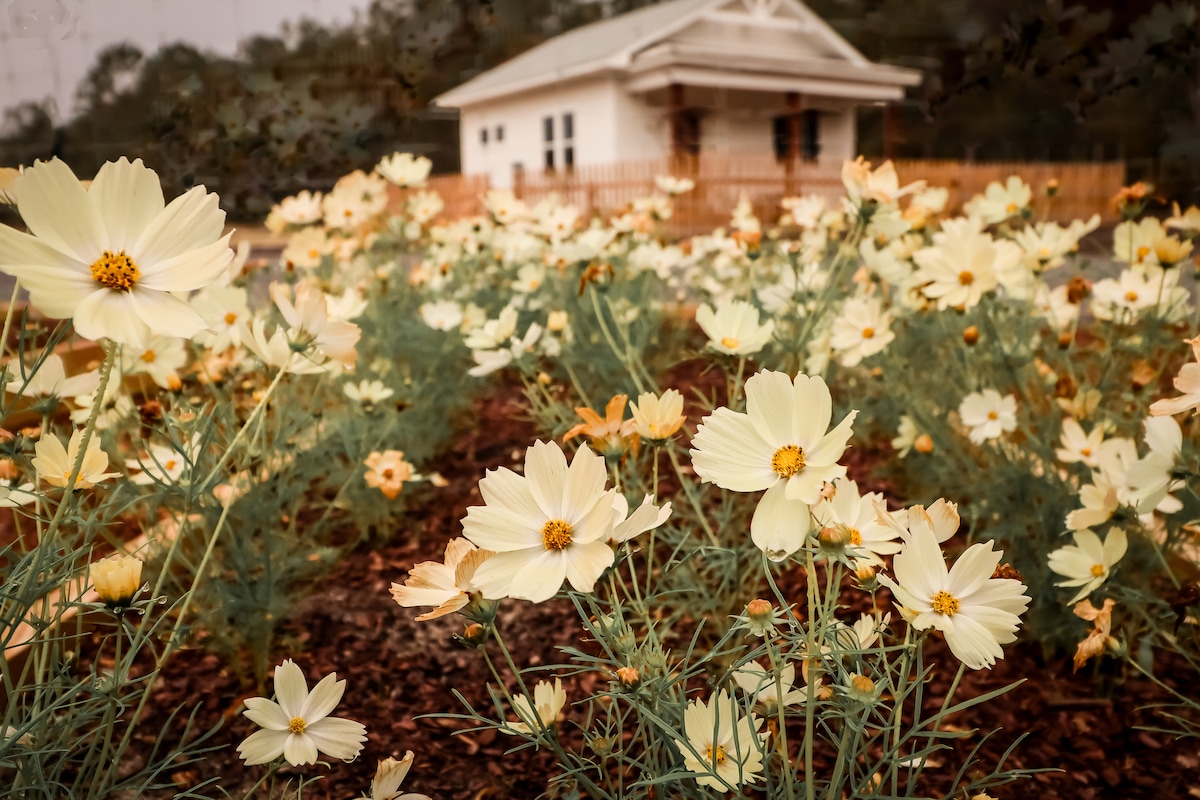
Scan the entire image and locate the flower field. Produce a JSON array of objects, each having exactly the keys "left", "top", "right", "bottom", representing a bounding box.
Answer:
[{"left": 1, "top": 155, "right": 1198, "bottom": 799}]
